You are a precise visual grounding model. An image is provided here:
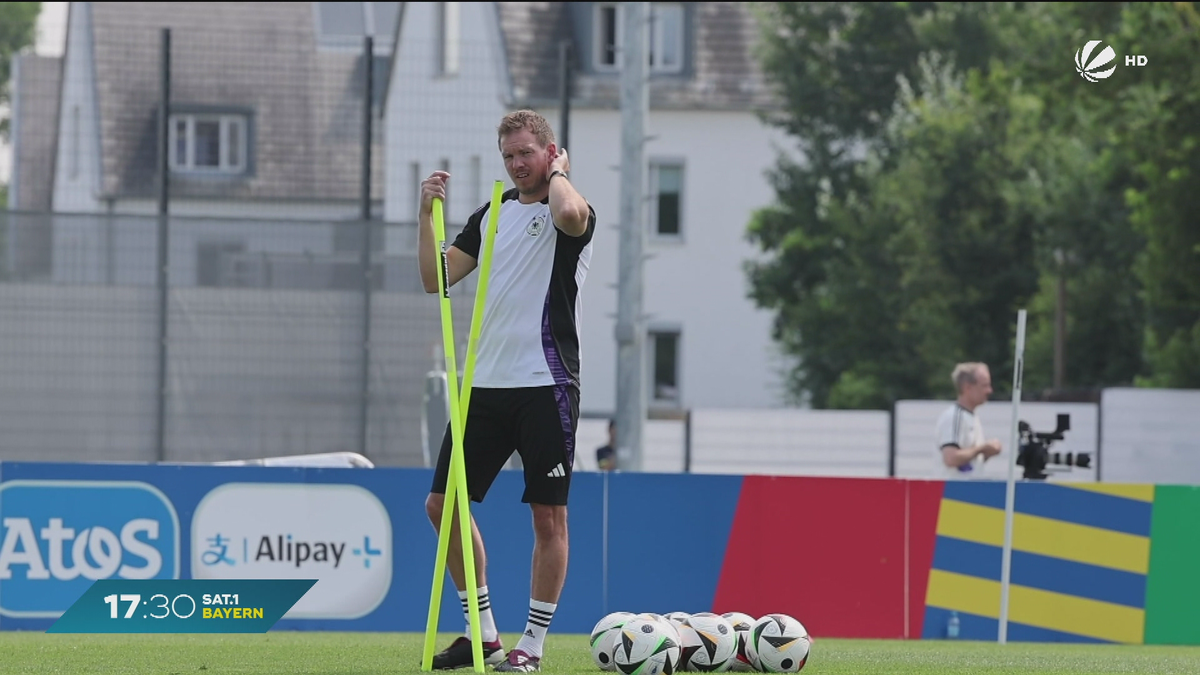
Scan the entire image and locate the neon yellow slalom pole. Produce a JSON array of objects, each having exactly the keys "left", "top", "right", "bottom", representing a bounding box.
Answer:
[
  {"left": 452, "top": 181, "right": 503, "bottom": 671},
  {"left": 422, "top": 196, "right": 472, "bottom": 671},
  {"left": 422, "top": 185, "right": 502, "bottom": 672},
  {"left": 460, "top": 181, "right": 504, "bottom": 416}
]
